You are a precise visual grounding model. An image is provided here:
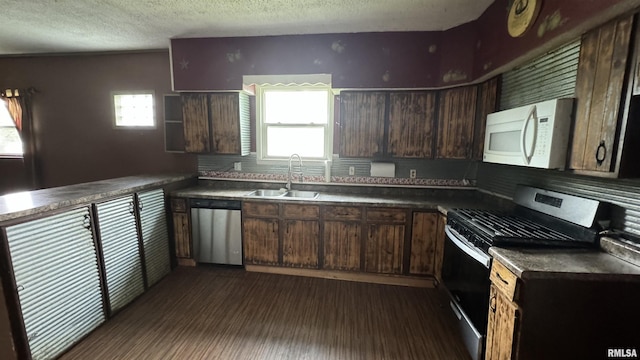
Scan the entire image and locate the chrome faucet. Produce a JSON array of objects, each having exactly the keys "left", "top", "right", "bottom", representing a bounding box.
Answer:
[{"left": 286, "top": 154, "right": 303, "bottom": 191}]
